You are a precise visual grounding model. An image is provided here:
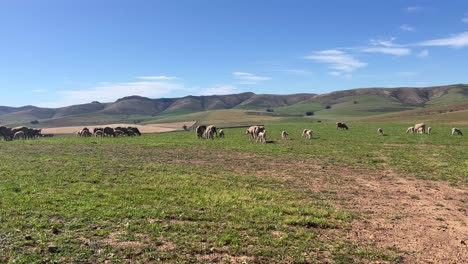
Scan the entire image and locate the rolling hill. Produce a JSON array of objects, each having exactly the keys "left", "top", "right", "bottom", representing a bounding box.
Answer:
[{"left": 1, "top": 84, "right": 467, "bottom": 127}]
